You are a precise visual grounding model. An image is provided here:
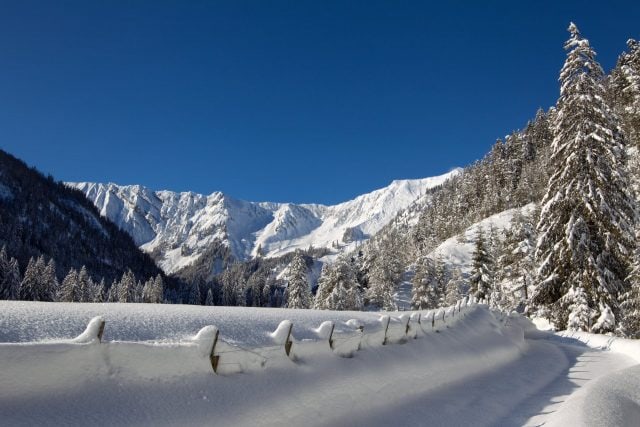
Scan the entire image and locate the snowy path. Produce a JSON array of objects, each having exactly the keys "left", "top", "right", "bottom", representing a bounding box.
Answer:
[{"left": 334, "top": 334, "right": 636, "bottom": 426}]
